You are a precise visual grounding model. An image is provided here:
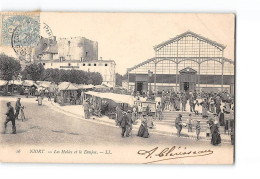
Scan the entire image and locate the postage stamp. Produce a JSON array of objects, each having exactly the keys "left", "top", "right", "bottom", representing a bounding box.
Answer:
[{"left": 1, "top": 15, "right": 40, "bottom": 46}]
